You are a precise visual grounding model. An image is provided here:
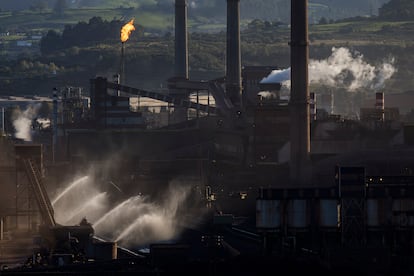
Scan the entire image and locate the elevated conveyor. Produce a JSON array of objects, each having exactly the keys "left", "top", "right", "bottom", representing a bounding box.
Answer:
[
  {"left": 23, "top": 158, "right": 56, "bottom": 228},
  {"left": 107, "top": 81, "right": 218, "bottom": 115}
]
